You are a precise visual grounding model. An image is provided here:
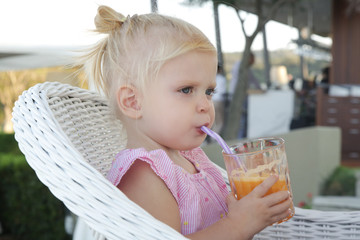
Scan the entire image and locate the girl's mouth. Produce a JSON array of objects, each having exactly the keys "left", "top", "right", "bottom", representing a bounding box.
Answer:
[
  {"left": 196, "top": 124, "right": 209, "bottom": 135},
  {"left": 196, "top": 127, "right": 206, "bottom": 135}
]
